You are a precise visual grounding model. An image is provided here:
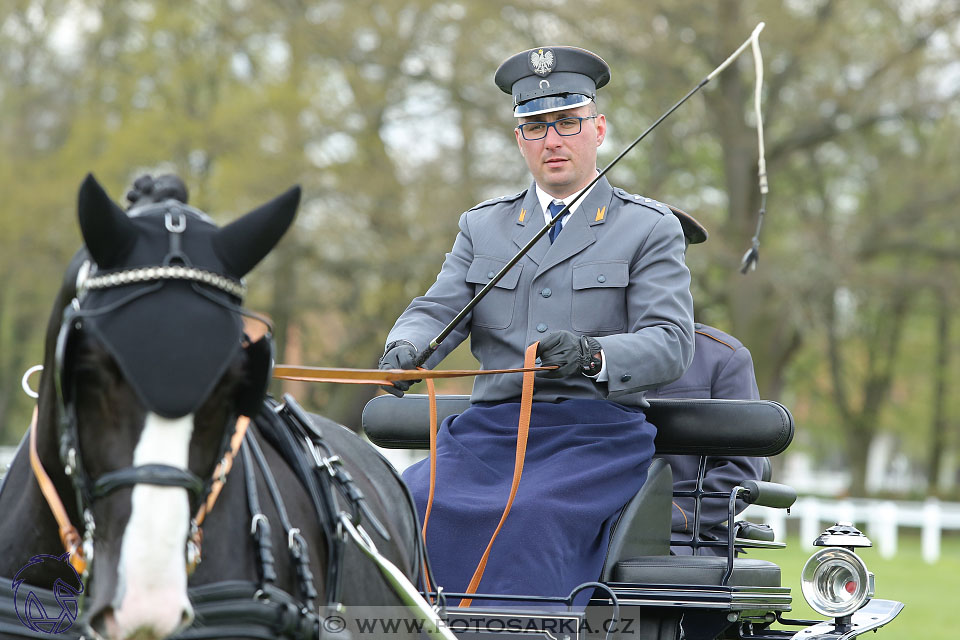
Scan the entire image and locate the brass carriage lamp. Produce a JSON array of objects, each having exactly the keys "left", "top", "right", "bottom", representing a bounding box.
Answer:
[{"left": 800, "top": 522, "right": 876, "bottom": 628}]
